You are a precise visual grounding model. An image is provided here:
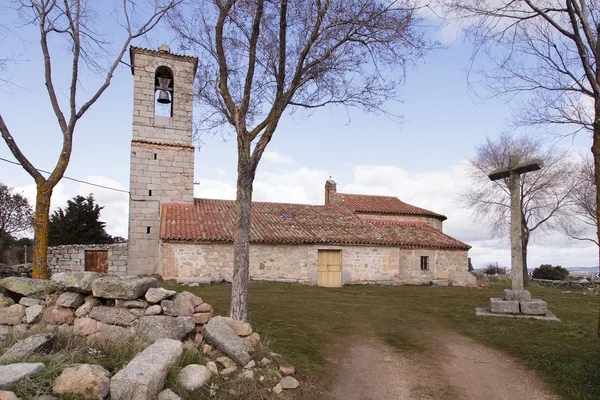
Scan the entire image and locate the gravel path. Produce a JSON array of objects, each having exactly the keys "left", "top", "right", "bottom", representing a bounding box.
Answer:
[{"left": 328, "top": 332, "right": 562, "bottom": 400}]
